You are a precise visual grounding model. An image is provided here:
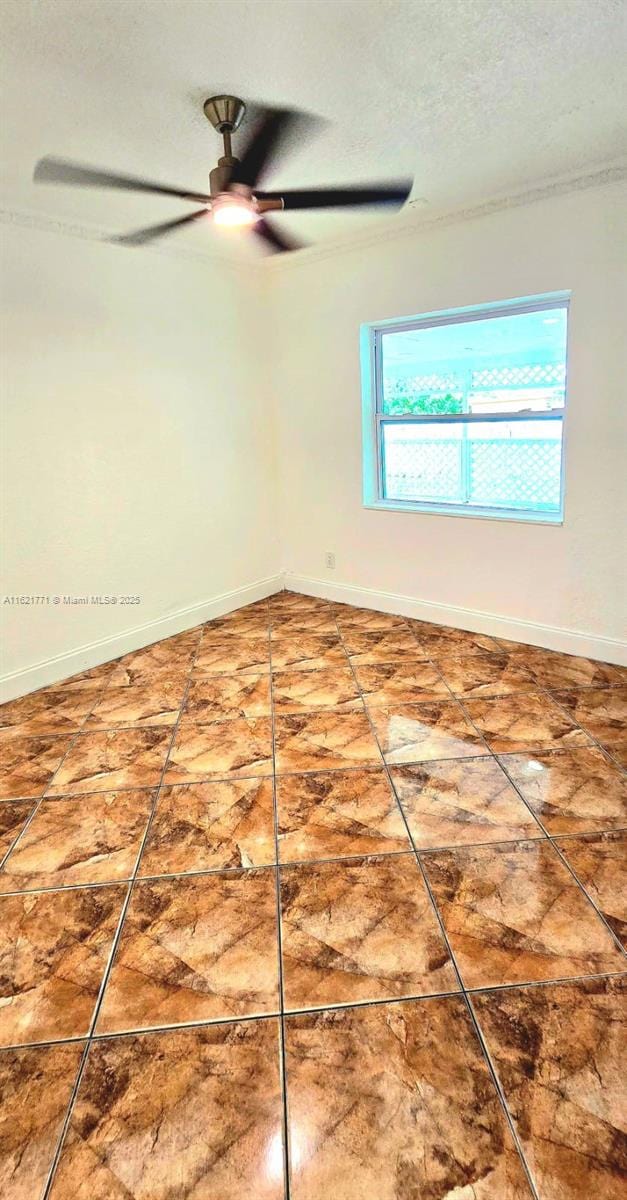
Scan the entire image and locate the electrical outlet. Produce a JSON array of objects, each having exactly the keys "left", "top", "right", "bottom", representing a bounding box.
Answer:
[{"left": 325, "top": 552, "right": 336, "bottom": 569}]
